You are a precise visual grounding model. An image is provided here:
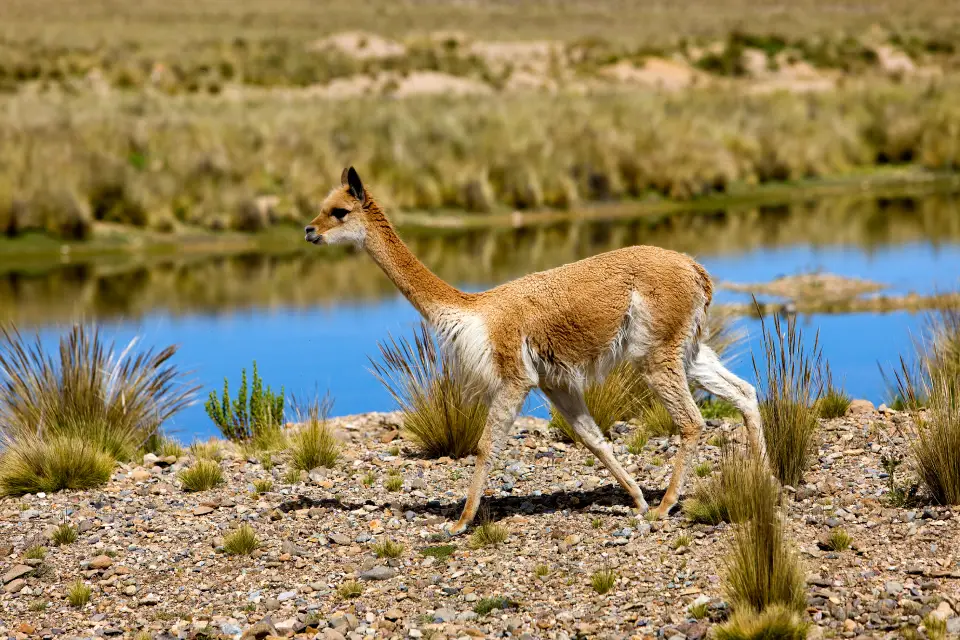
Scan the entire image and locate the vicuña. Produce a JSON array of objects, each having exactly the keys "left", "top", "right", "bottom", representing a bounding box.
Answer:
[{"left": 305, "top": 167, "right": 766, "bottom": 535}]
